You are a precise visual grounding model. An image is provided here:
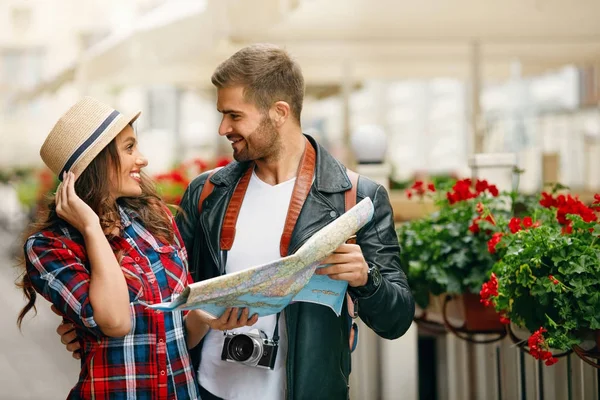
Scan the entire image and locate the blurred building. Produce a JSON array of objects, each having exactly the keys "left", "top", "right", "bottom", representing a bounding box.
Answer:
[{"left": 3, "top": 0, "right": 600, "bottom": 188}]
